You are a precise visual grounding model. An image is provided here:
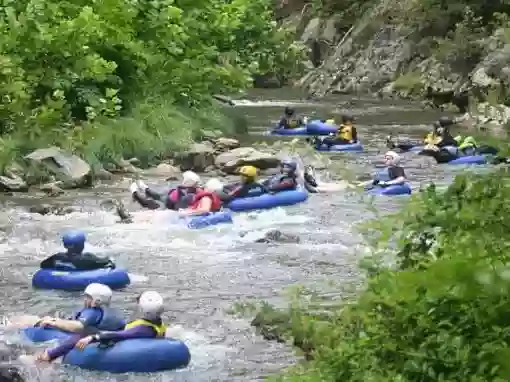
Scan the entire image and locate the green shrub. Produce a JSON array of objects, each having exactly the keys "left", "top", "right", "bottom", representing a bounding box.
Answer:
[
  {"left": 240, "top": 168, "right": 510, "bottom": 381},
  {"left": 0, "top": 0, "right": 305, "bottom": 170}
]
